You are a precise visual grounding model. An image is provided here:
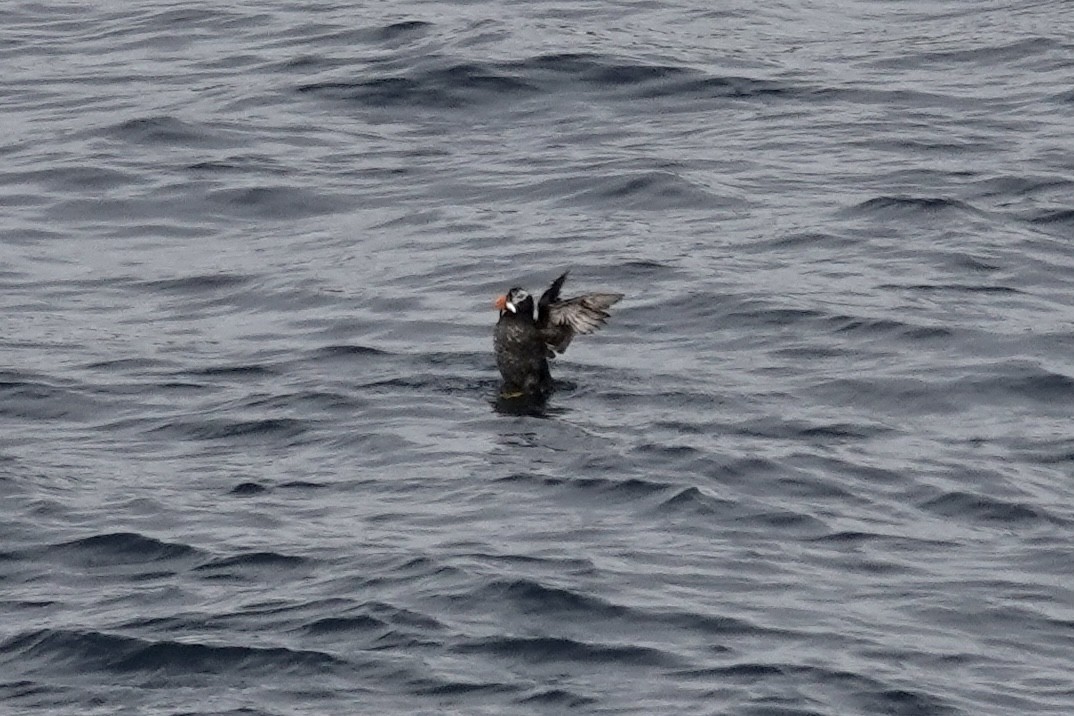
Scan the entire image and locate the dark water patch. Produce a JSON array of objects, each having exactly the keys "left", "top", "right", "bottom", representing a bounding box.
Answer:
[
  {"left": 879, "top": 282, "right": 1021, "bottom": 295},
  {"left": 0, "top": 375, "right": 102, "bottom": 422},
  {"left": 278, "top": 479, "right": 328, "bottom": 490},
  {"left": 964, "top": 367, "right": 1074, "bottom": 405},
  {"left": 513, "top": 53, "right": 796, "bottom": 101},
  {"left": 770, "top": 344, "right": 847, "bottom": 360},
  {"left": 179, "top": 363, "right": 278, "bottom": 378},
  {"left": 229, "top": 481, "right": 268, "bottom": 496},
  {"left": 735, "top": 417, "right": 888, "bottom": 441},
  {"left": 653, "top": 486, "right": 736, "bottom": 518},
  {"left": 207, "top": 186, "right": 347, "bottom": 219},
  {"left": 102, "top": 115, "right": 234, "bottom": 148},
  {"left": 455, "top": 635, "right": 678, "bottom": 667},
  {"left": 1052, "top": 87, "right": 1074, "bottom": 104},
  {"left": 777, "top": 472, "right": 859, "bottom": 502},
  {"left": 83, "top": 356, "right": 177, "bottom": 371},
  {"left": 361, "top": 373, "right": 494, "bottom": 398},
  {"left": 0, "top": 628, "right": 348, "bottom": 676},
  {"left": 642, "top": 73, "right": 801, "bottom": 101},
  {"left": 298, "top": 53, "right": 802, "bottom": 112},
  {"left": 854, "top": 687, "right": 961, "bottom": 716},
  {"left": 137, "top": 273, "right": 251, "bottom": 294},
  {"left": 568, "top": 475, "right": 676, "bottom": 500},
  {"left": 566, "top": 58, "right": 687, "bottom": 88},
  {"left": 297, "top": 64, "right": 536, "bottom": 110},
  {"left": 518, "top": 687, "right": 597, "bottom": 707},
  {"left": 812, "top": 377, "right": 958, "bottom": 415},
  {"left": 565, "top": 170, "right": 727, "bottom": 211},
  {"left": 740, "top": 508, "right": 827, "bottom": 534},
  {"left": 918, "top": 490, "right": 1061, "bottom": 527},
  {"left": 370, "top": 630, "right": 443, "bottom": 651},
  {"left": 846, "top": 195, "right": 978, "bottom": 218},
  {"left": 680, "top": 662, "right": 785, "bottom": 679},
  {"left": 651, "top": 419, "right": 707, "bottom": 435},
  {"left": 307, "top": 344, "right": 391, "bottom": 360},
  {"left": 738, "top": 703, "right": 826, "bottom": 716},
  {"left": 361, "top": 601, "right": 446, "bottom": 632},
  {"left": 828, "top": 314, "right": 952, "bottom": 340},
  {"left": 22, "top": 164, "right": 137, "bottom": 192},
  {"left": 304, "top": 614, "right": 387, "bottom": 636},
  {"left": 657, "top": 610, "right": 772, "bottom": 637},
  {"left": 408, "top": 676, "right": 513, "bottom": 697},
  {"left": 478, "top": 578, "right": 628, "bottom": 619},
  {"left": 808, "top": 530, "right": 946, "bottom": 548},
  {"left": 749, "top": 231, "right": 857, "bottom": 252},
  {"left": 1024, "top": 208, "right": 1074, "bottom": 227},
  {"left": 195, "top": 551, "right": 311, "bottom": 572},
  {"left": 879, "top": 36, "right": 1062, "bottom": 69},
  {"left": 376, "top": 19, "right": 431, "bottom": 41},
  {"left": 148, "top": 416, "right": 310, "bottom": 443},
  {"left": 44, "top": 532, "right": 201, "bottom": 567},
  {"left": 968, "top": 174, "right": 1074, "bottom": 200},
  {"left": 630, "top": 441, "right": 702, "bottom": 459},
  {"left": 724, "top": 304, "right": 825, "bottom": 328}
]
